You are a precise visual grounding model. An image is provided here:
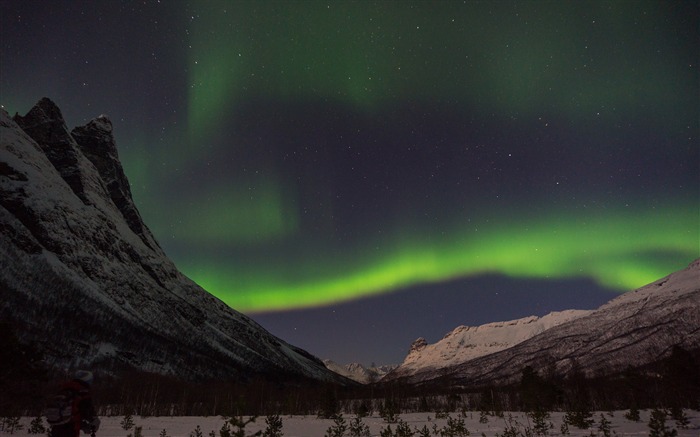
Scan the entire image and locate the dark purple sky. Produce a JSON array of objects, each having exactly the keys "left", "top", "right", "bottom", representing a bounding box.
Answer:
[{"left": 2, "top": 0, "right": 697, "bottom": 365}]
